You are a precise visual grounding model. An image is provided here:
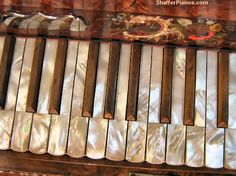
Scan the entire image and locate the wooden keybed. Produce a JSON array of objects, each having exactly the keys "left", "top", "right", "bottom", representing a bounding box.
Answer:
[{"left": 0, "top": 1, "right": 236, "bottom": 176}]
